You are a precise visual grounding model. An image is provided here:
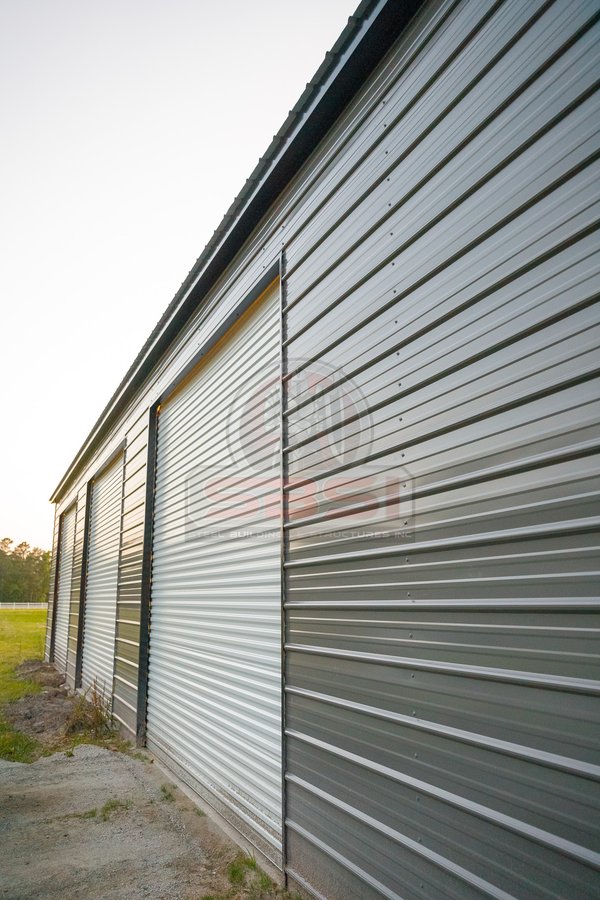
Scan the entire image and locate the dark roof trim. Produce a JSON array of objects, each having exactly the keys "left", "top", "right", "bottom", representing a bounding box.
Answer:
[{"left": 51, "top": 0, "right": 423, "bottom": 502}]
